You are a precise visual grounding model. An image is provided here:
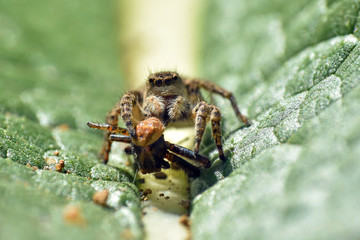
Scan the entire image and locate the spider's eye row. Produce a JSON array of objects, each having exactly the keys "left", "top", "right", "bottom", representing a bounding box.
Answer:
[
  {"left": 164, "top": 78, "right": 172, "bottom": 86},
  {"left": 150, "top": 75, "right": 177, "bottom": 87},
  {"left": 155, "top": 80, "right": 163, "bottom": 87}
]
